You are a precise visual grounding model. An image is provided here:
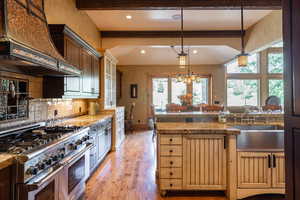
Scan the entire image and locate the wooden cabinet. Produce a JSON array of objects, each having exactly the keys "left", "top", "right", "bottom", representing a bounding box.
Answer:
[
  {"left": 111, "top": 107, "right": 125, "bottom": 150},
  {"left": 182, "top": 135, "right": 226, "bottom": 190},
  {"left": 237, "top": 152, "right": 272, "bottom": 189},
  {"left": 44, "top": 24, "right": 101, "bottom": 99},
  {"left": 272, "top": 152, "right": 285, "bottom": 188},
  {"left": 0, "top": 165, "right": 13, "bottom": 200},
  {"left": 89, "top": 118, "right": 112, "bottom": 175},
  {"left": 237, "top": 152, "right": 285, "bottom": 199},
  {"left": 102, "top": 51, "right": 118, "bottom": 109}
]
